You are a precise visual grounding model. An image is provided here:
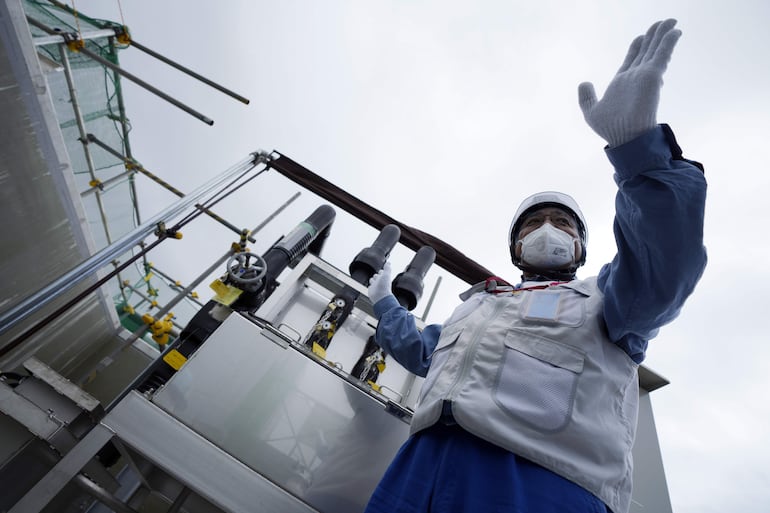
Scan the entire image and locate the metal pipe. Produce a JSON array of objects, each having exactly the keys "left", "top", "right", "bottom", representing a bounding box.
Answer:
[
  {"left": 106, "top": 37, "right": 140, "bottom": 223},
  {"left": 25, "top": 16, "right": 215, "bottom": 126},
  {"left": 107, "top": 35, "right": 148, "bottom": 292},
  {"left": 123, "top": 192, "right": 301, "bottom": 342},
  {"left": 142, "top": 265, "right": 205, "bottom": 307},
  {"left": 87, "top": 133, "right": 255, "bottom": 242},
  {"left": 99, "top": 248, "right": 235, "bottom": 400},
  {"left": 37, "top": 0, "right": 248, "bottom": 105},
  {"left": 57, "top": 43, "right": 113, "bottom": 245},
  {"left": 121, "top": 283, "right": 194, "bottom": 330},
  {"left": 80, "top": 169, "right": 133, "bottom": 196},
  {"left": 73, "top": 473, "right": 142, "bottom": 513},
  {"left": 129, "top": 38, "right": 250, "bottom": 105},
  {"left": 109, "top": 37, "right": 134, "bottom": 162},
  {"left": 77, "top": 44, "right": 214, "bottom": 125},
  {"left": 101, "top": 192, "right": 301, "bottom": 406},
  {"left": 420, "top": 275, "right": 442, "bottom": 321},
  {"left": 33, "top": 29, "right": 116, "bottom": 46},
  {"left": 0, "top": 154, "right": 262, "bottom": 338},
  {"left": 248, "top": 191, "right": 302, "bottom": 238},
  {"left": 3, "top": 155, "right": 266, "bottom": 356},
  {"left": 121, "top": 283, "right": 177, "bottom": 318},
  {"left": 120, "top": 283, "right": 185, "bottom": 333}
]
